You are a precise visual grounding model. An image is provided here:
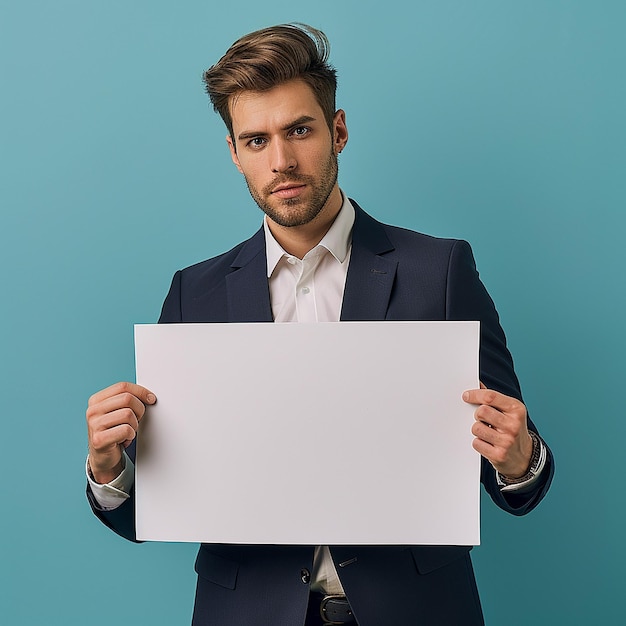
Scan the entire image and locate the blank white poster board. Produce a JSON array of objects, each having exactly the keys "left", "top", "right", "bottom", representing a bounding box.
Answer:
[{"left": 134, "top": 321, "right": 480, "bottom": 545}]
